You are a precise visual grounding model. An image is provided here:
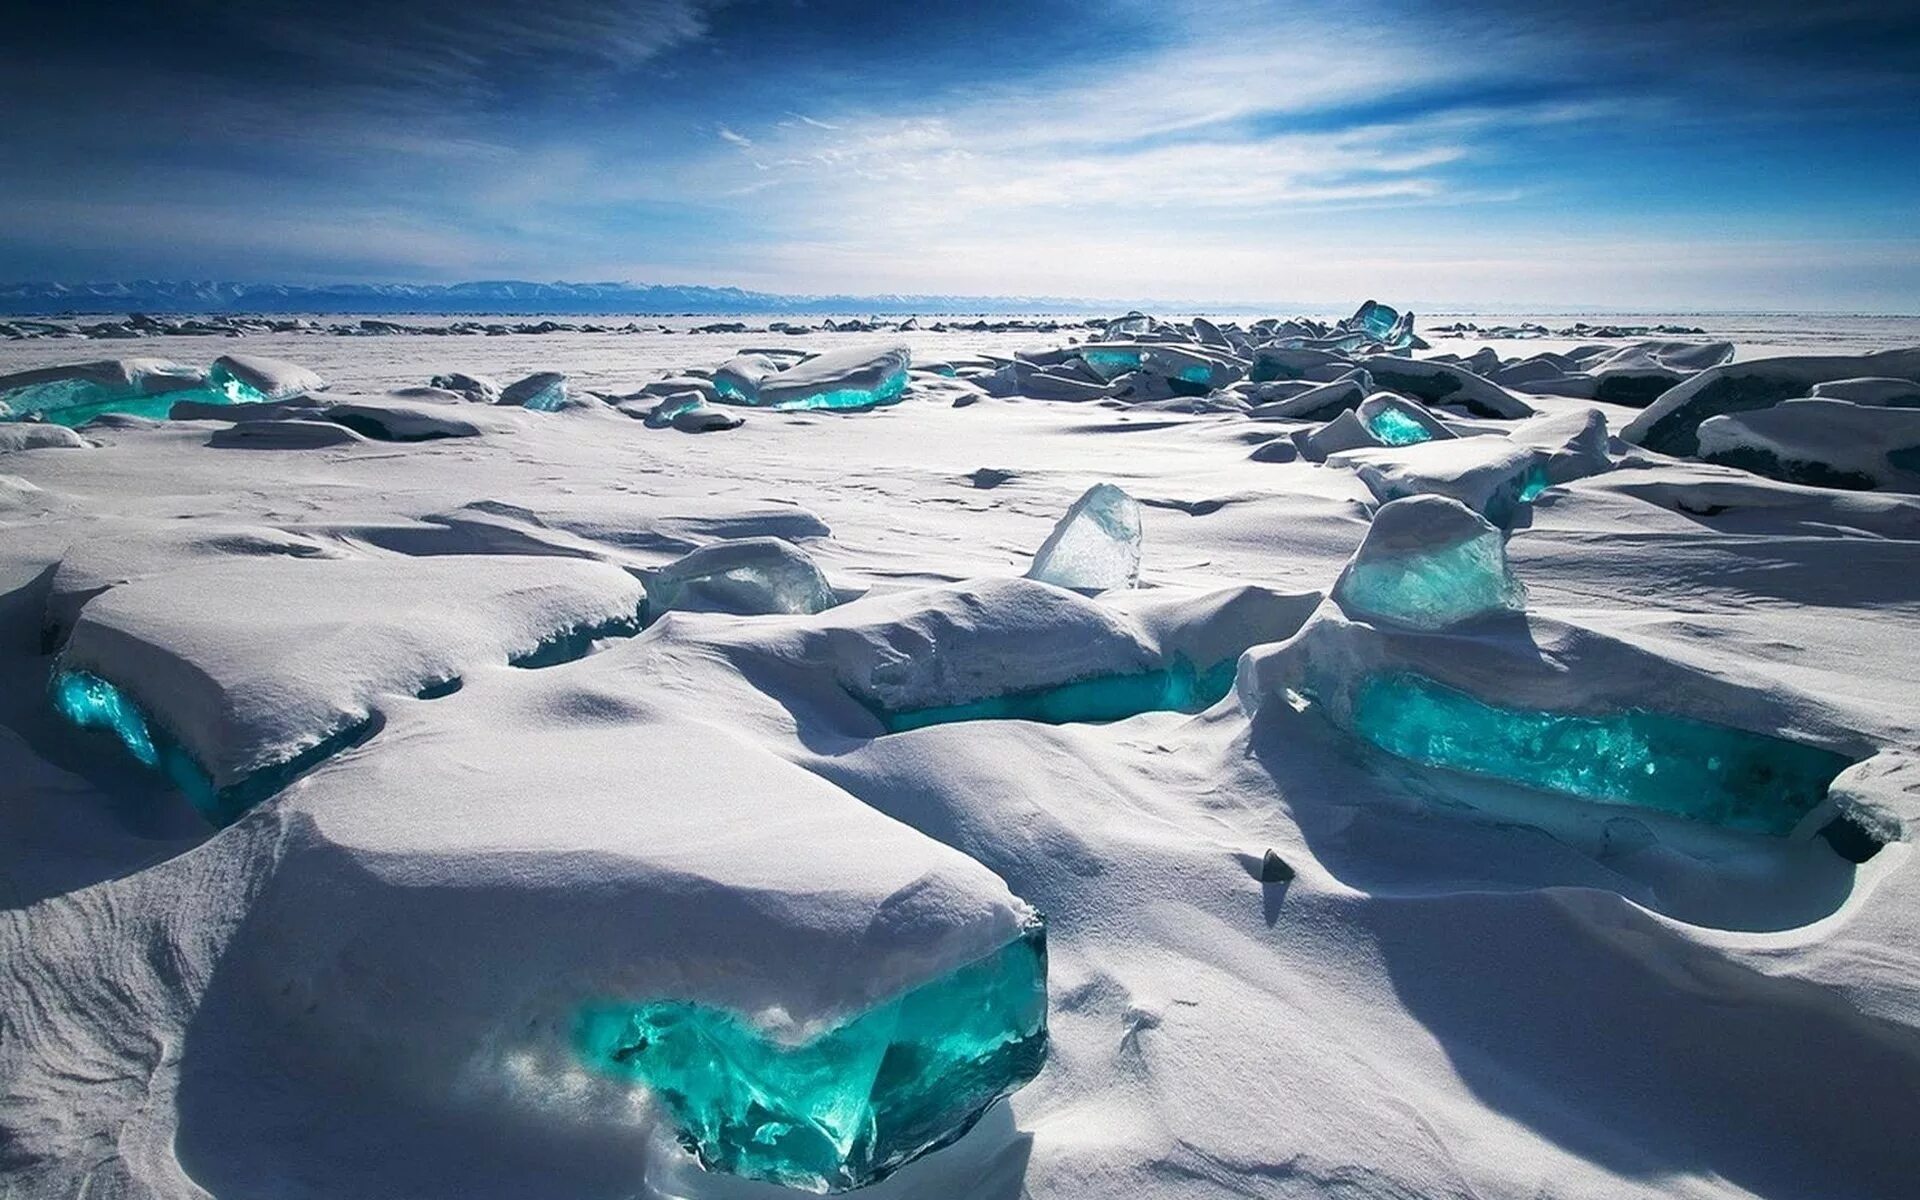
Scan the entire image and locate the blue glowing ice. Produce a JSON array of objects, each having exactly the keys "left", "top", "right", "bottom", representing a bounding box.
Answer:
[
  {"left": 1349, "top": 672, "right": 1854, "bottom": 836},
  {"left": 576, "top": 917, "right": 1047, "bottom": 1193}
]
